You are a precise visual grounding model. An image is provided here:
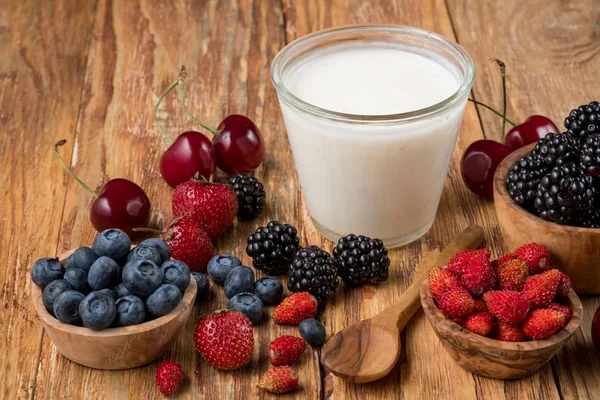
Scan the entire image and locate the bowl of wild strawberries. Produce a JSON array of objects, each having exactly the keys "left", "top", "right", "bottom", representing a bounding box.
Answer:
[
  {"left": 30, "top": 229, "right": 197, "bottom": 370},
  {"left": 420, "top": 242, "right": 582, "bottom": 380}
]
